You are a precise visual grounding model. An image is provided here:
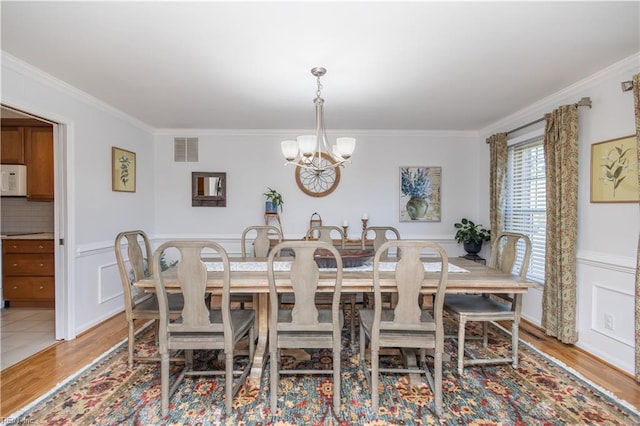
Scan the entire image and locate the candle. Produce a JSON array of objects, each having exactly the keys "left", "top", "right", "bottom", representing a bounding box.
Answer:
[
  {"left": 343, "top": 219, "right": 349, "bottom": 227},
  {"left": 362, "top": 213, "right": 368, "bottom": 220}
]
